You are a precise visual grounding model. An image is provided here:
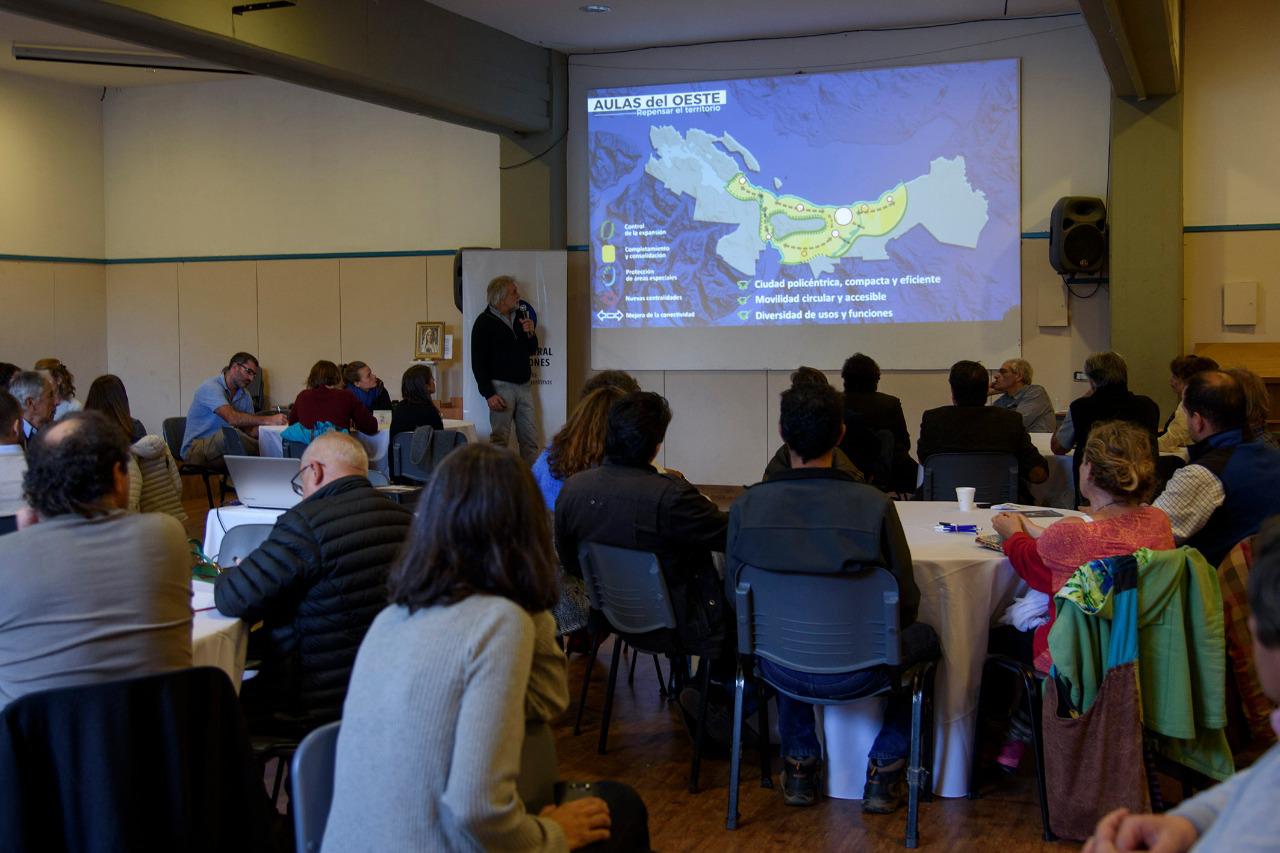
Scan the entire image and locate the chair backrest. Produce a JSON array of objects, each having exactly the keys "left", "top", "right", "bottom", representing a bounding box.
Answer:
[
  {"left": 282, "top": 439, "right": 307, "bottom": 459},
  {"left": 366, "top": 470, "right": 390, "bottom": 487},
  {"left": 217, "top": 523, "right": 275, "bottom": 566},
  {"left": 391, "top": 431, "right": 429, "bottom": 483},
  {"left": 391, "top": 427, "right": 466, "bottom": 483},
  {"left": 734, "top": 564, "right": 901, "bottom": 673},
  {"left": 290, "top": 720, "right": 341, "bottom": 853},
  {"left": 0, "top": 516, "right": 16, "bottom": 536},
  {"left": 220, "top": 426, "right": 247, "bottom": 457},
  {"left": 0, "top": 667, "right": 274, "bottom": 852},
  {"left": 577, "top": 542, "right": 677, "bottom": 635},
  {"left": 923, "top": 452, "right": 1018, "bottom": 503},
  {"left": 162, "top": 417, "right": 186, "bottom": 461}
]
